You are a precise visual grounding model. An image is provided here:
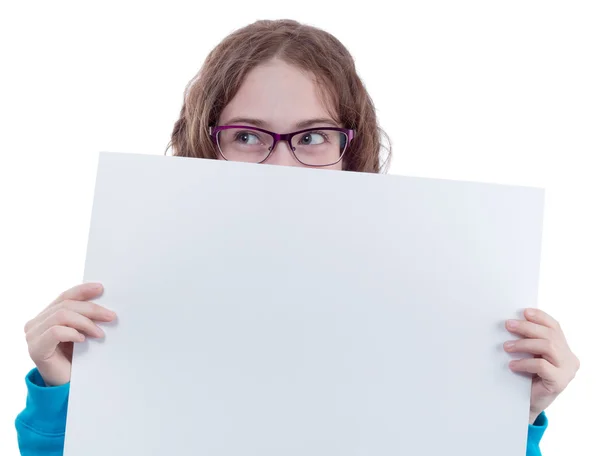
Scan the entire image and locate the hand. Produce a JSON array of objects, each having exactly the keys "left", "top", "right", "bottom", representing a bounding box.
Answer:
[
  {"left": 504, "top": 308, "right": 580, "bottom": 424},
  {"left": 24, "top": 283, "right": 116, "bottom": 386}
]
